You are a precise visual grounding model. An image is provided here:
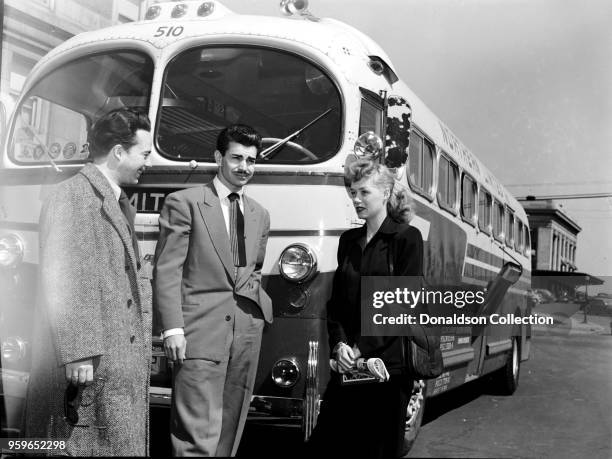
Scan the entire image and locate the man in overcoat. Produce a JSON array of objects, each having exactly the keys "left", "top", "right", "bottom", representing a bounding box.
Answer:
[
  {"left": 24, "top": 108, "right": 153, "bottom": 456},
  {"left": 153, "top": 124, "right": 272, "bottom": 456}
]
